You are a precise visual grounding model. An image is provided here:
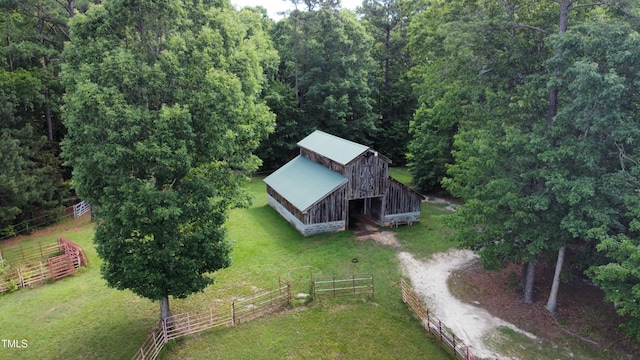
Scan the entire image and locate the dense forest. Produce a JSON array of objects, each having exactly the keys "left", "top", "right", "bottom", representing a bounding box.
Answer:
[{"left": 2, "top": 0, "right": 640, "bottom": 339}]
